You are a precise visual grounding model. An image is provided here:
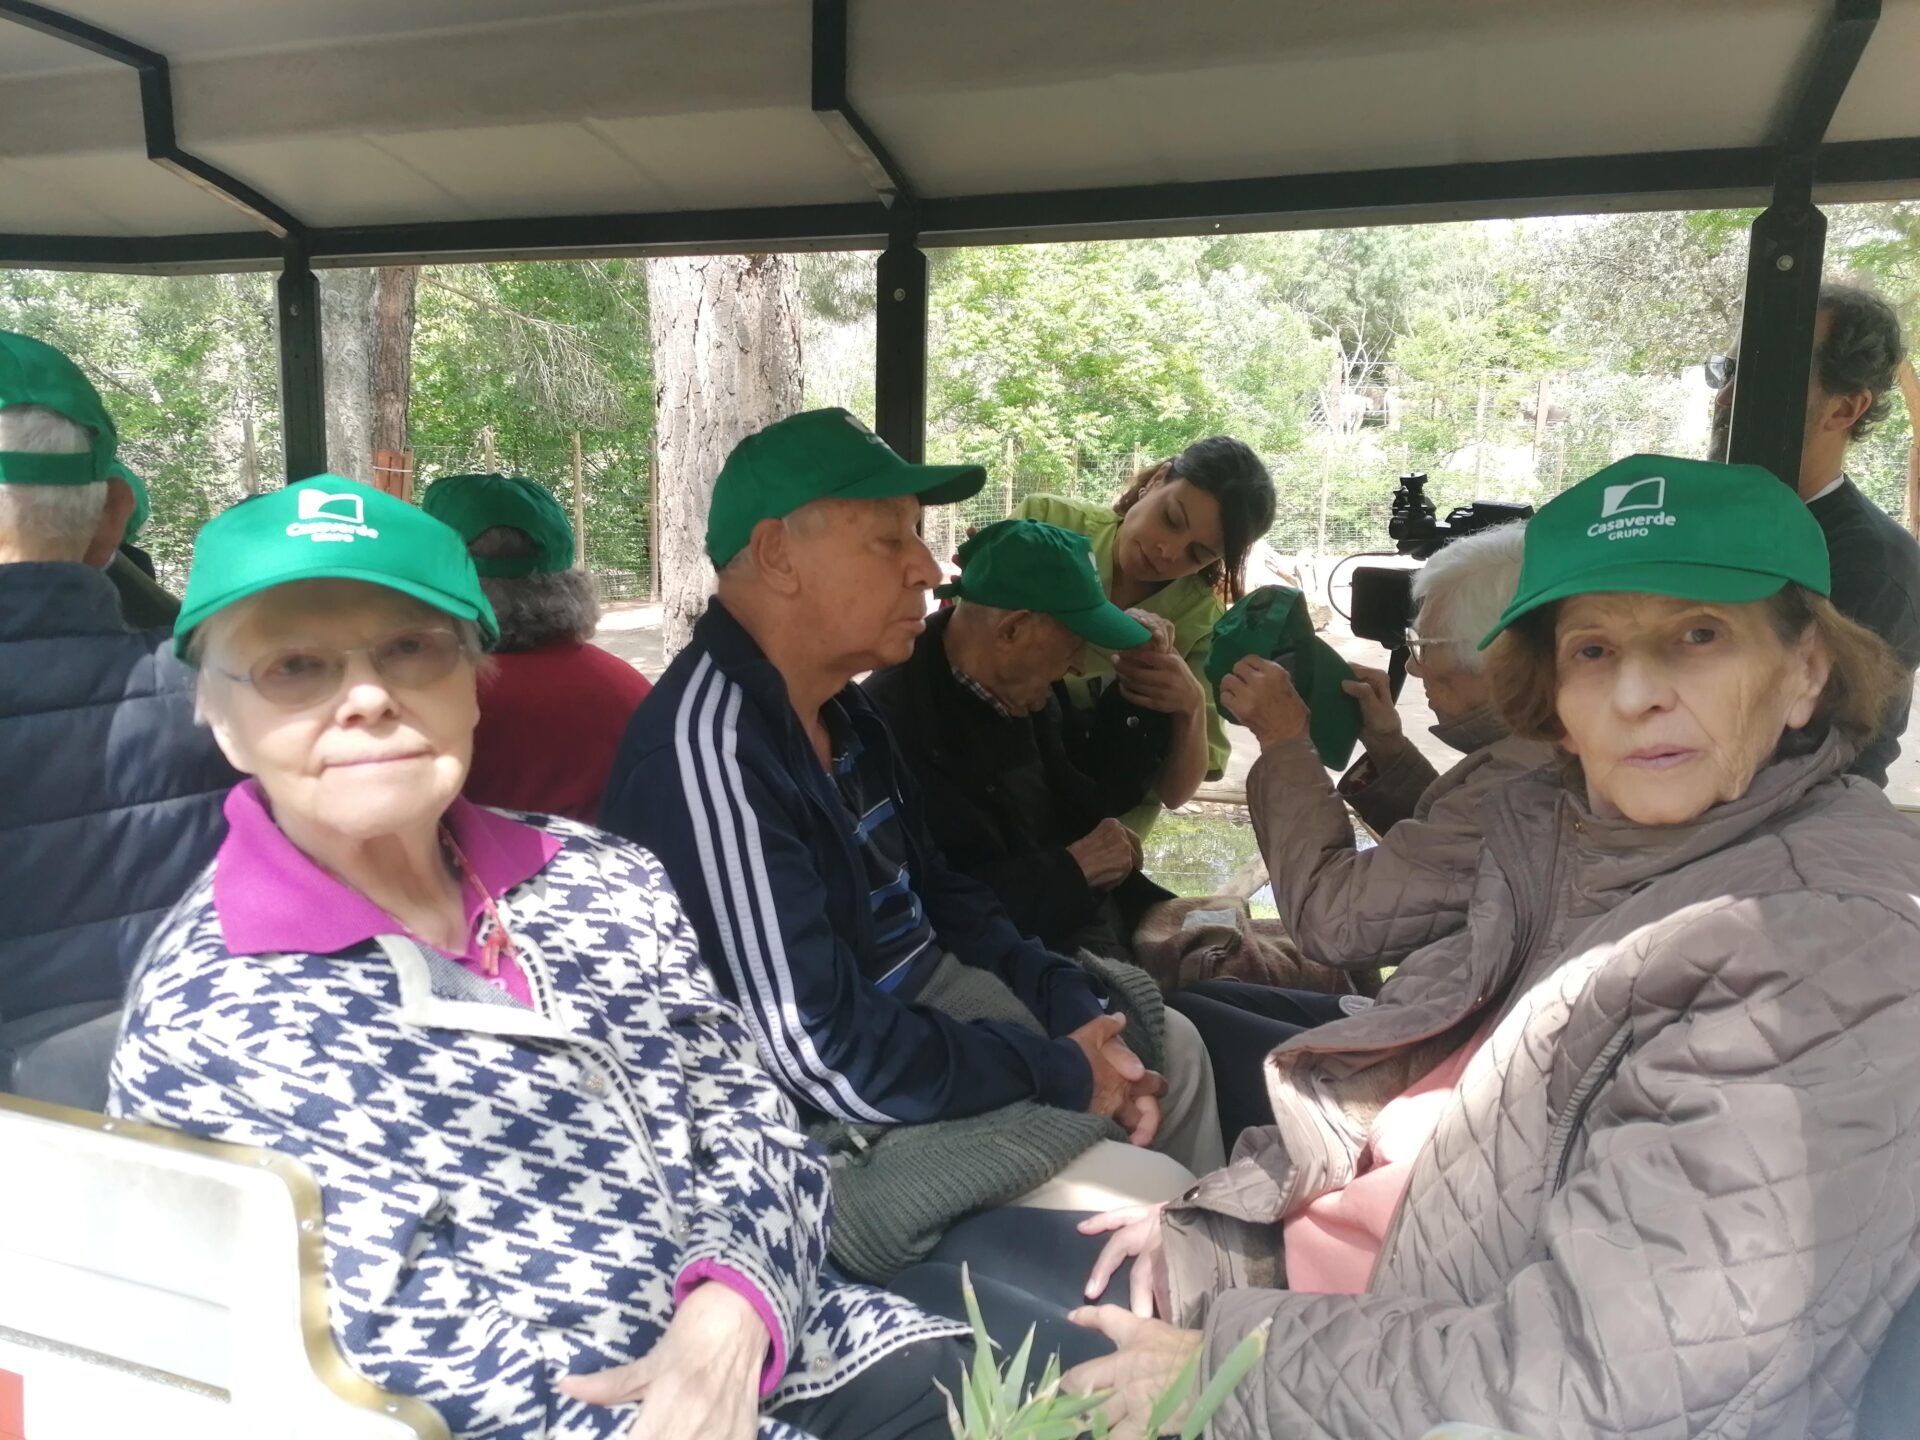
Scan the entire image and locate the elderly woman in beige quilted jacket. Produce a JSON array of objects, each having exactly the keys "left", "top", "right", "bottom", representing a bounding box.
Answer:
[{"left": 1059, "top": 456, "right": 1920, "bottom": 1440}]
